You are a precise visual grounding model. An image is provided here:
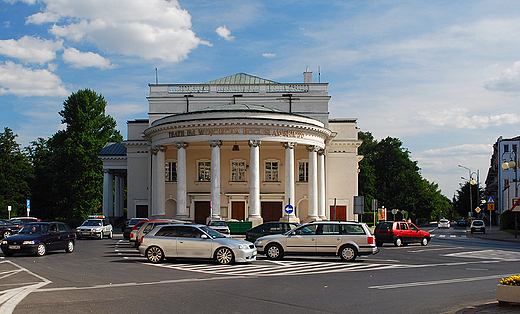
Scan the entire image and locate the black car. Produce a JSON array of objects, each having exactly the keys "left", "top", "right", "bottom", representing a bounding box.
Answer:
[
  {"left": 245, "top": 221, "right": 299, "bottom": 243},
  {"left": 123, "top": 218, "right": 149, "bottom": 240},
  {"left": 0, "top": 219, "right": 19, "bottom": 239},
  {"left": 1, "top": 222, "right": 76, "bottom": 257}
]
